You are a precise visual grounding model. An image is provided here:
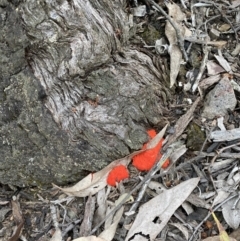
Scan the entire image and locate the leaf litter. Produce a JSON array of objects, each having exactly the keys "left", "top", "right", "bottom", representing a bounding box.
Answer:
[{"left": 2, "top": 0, "right": 240, "bottom": 241}]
